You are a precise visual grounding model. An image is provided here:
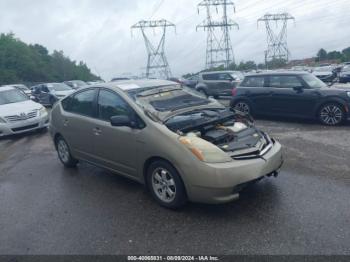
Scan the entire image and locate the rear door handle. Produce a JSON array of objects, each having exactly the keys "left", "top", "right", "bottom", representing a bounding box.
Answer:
[
  {"left": 63, "top": 119, "right": 69, "bottom": 126},
  {"left": 93, "top": 127, "right": 102, "bottom": 136}
]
